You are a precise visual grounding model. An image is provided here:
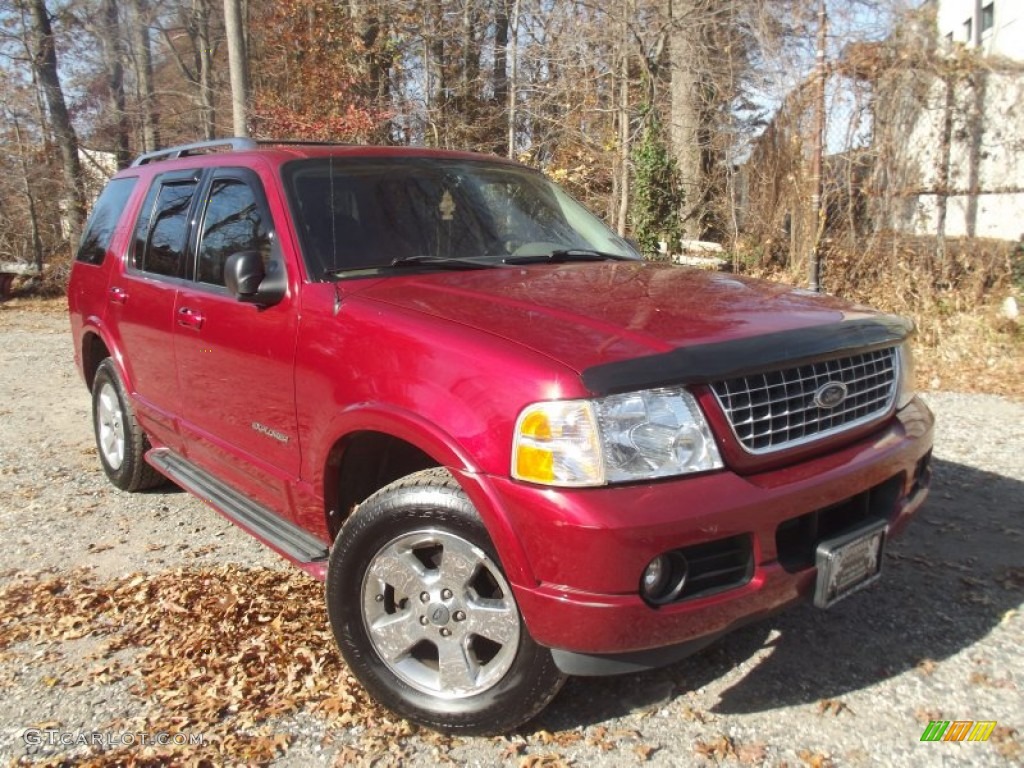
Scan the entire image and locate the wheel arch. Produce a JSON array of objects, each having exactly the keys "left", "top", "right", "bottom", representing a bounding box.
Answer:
[
  {"left": 78, "top": 317, "right": 130, "bottom": 395},
  {"left": 319, "top": 410, "right": 538, "bottom": 588},
  {"left": 81, "top": 330, "right": 112, "bottom": 391}
]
